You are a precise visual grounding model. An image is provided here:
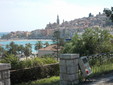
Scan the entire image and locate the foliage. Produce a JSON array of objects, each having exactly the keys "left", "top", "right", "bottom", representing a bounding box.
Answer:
[
  {"left": 17, "top": 45, "right": 25, "bottom": 54},
  {"left": 0, "top": 46, "right": 5, "bottom": 56},
  {"left": 53, "top": 30, "right": 65, "bottom": 59},
  {"left": 0, "top": 54, "right": 20, "bottom": 69},
  {"left": 0, "top": 55, "right": 57, "bottom": 70},
  {"left": 53, "top": 30, "right": 60, "bottom": 43},
  {"left": 63, "top": 28, "right": 113, "bottom": 56},
  {"left": 44, "top": 42, "right": 49, "bottom": 47},
  {"left": 24, "top": 43, "right": 32, "bottom": 58},
  {"left": 1, "top": 42, "right": 32, "bottom": 58},
  {"left": 104, "top": 7, "right": 113, "bottom": 22},
  {"left": 15, "top": 54, "right": 113, "bottom": 85},
  {"left": 35, "top": 41, "right": 43, "bottom": 51},
  {"left": 88, "top": 13, "right": 94, "bottom": 17},
  {"left": 53, "top": 30, "right": 64, "bottom": 46},
  {"left": 10, "top": 63, "right": 59, "bottom": 84},
  {"left": 6, "top": 41, "right": 19, "bottom": 55}
]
